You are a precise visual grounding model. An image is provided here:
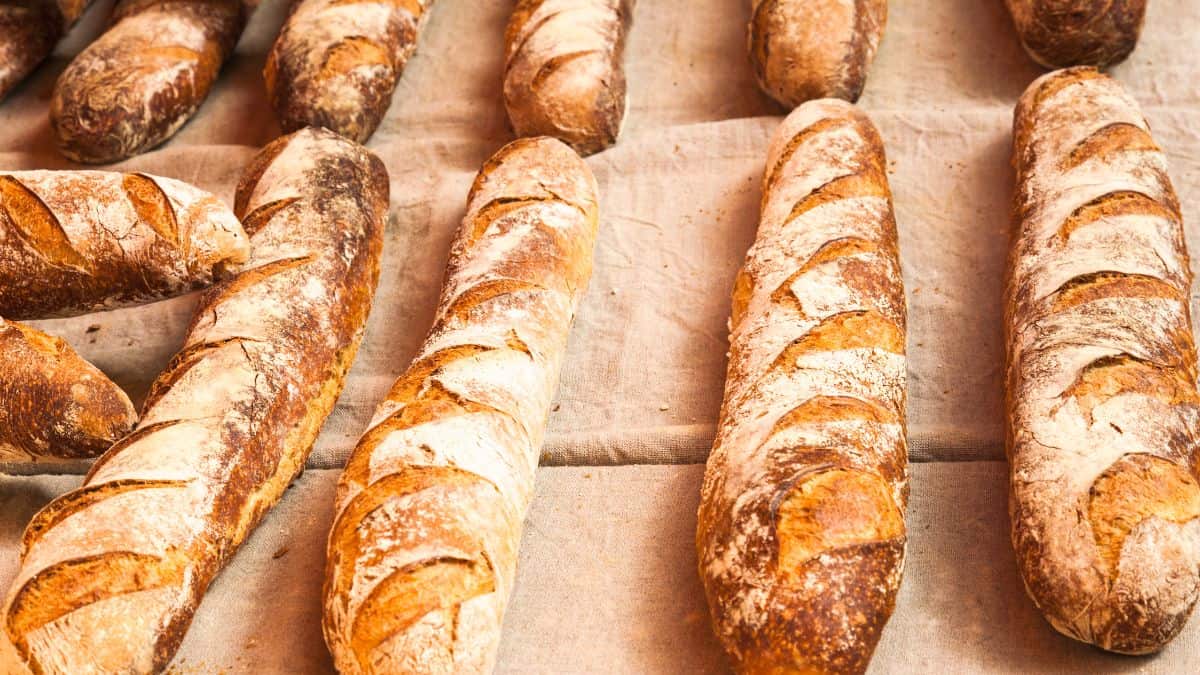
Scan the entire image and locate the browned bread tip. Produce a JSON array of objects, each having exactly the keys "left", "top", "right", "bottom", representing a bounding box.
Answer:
[
  {"left": 265, "top": 0, "right": 435, "bottom": 144},
  {"left": 749, "top": 0, "right": 887, "bottom": 107},
  {"left": 0, "top": 319, "right": 136, "bottom": 460},
  {"left": 0, "top": 170, "right": 250, "bottom": 319},
  {"left": 1005, "top": 0, "right": 1147, "bottom": 68},
  {"left": 503, "top": 0, "right": 632, "bottom": 156},
  {"left": 51, "top": 0, "right": 249, "bottom": 164},
  {"left": 323, "top": 136, "right": 599, "bottom": 674},
  {"left": 1007, "top": 66, "right": 1200, "bottom": 654},
  {"left": 0, "top": 1, "right": 97, "bottom": 102},
  {"left": 697, "top": 98, "right": 908, "bottom": 675},
  {"left": 1, "top": 127, "right": 388, "bottom": 674}
]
